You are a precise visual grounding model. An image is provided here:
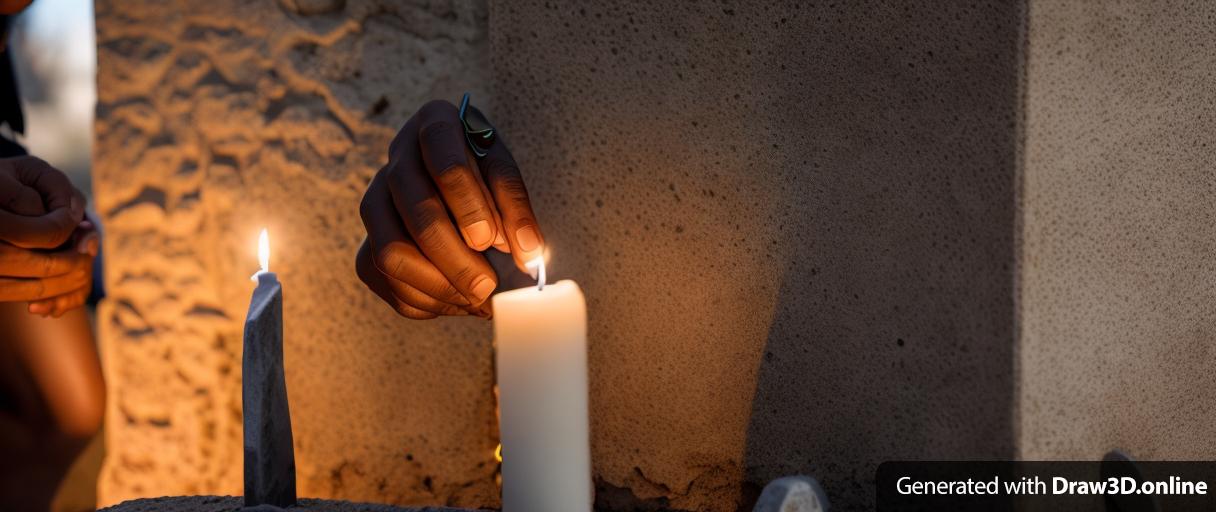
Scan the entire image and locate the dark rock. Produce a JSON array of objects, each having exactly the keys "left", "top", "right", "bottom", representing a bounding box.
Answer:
[
  {"left": 278, "top": 0, "right": 345, "bottom": 16},
  {"left": 98, "top": 495, "right": 484, "bottom": 511}
]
